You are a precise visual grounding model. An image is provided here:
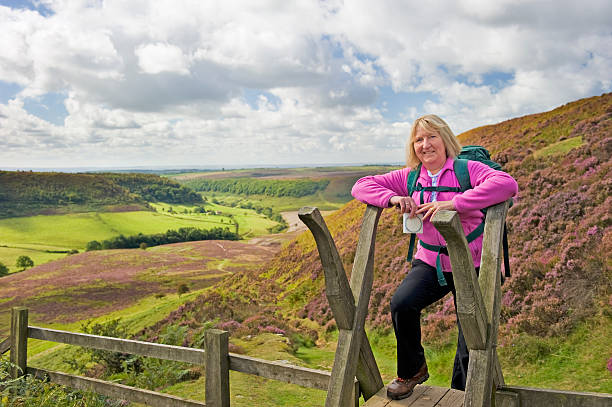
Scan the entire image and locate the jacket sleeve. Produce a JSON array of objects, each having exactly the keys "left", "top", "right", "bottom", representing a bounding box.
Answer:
[
  {"left": 452, "top": 161, "right": 518, "bottom": 213},
  {"left": 351, "top": 168, "right": 410, "bottom": 208}
]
